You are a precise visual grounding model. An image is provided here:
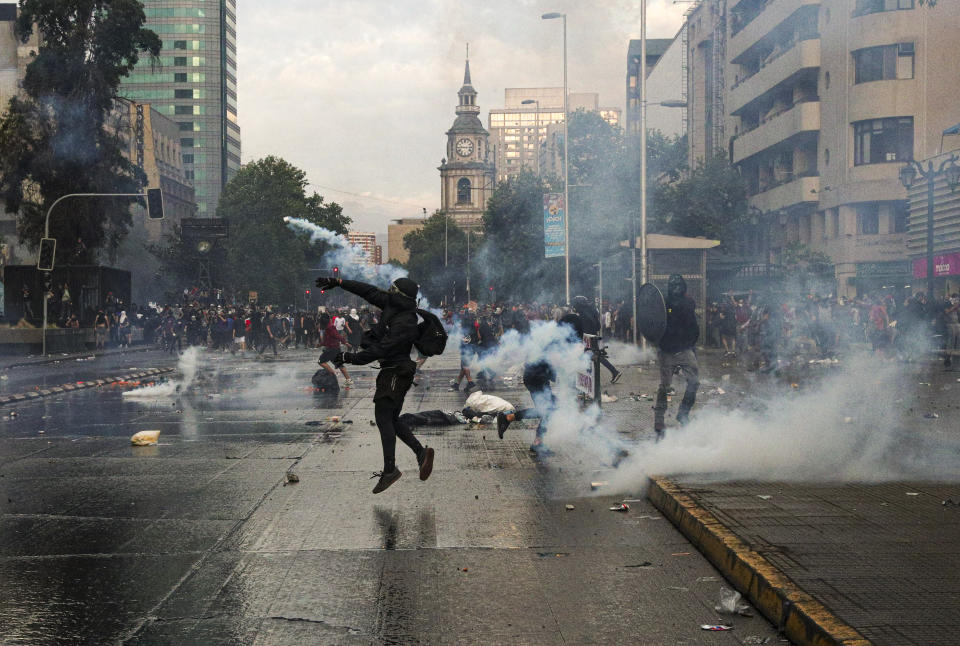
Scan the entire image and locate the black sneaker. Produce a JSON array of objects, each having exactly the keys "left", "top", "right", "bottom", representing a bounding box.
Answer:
[
  {"left": 611, "top": 371, "right": 623, "bottom": 384},
  {"left": 449, "top": 381, "right": 460, "bottom": 391},
  {"left": 497, "top": 412, "right": 511, "bottom": 439},
  {"left": 464, "top": 381, "right": 477, "bottom": 393},
  {"left": 418, "top": 447, "right": 434, "bottom": 481},
  {"left": 371, "top": 468, "right": 402, "bottom": 494},
  {"left": 676, "top": 411, "right": 690, "bottom": 426}
]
